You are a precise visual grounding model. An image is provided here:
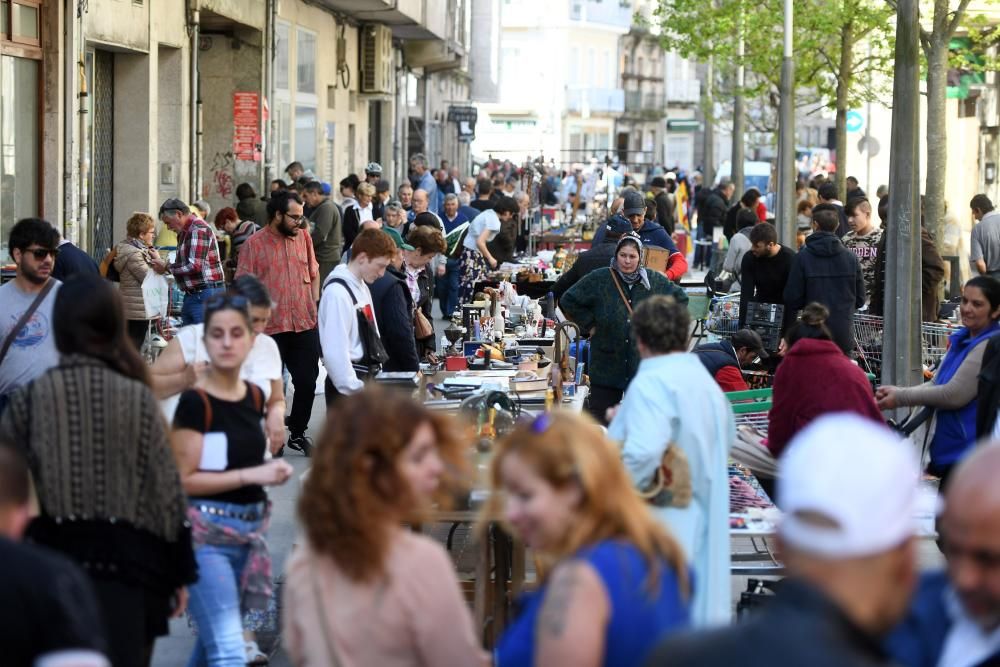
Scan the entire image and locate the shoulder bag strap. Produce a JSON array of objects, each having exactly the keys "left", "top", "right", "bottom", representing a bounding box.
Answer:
[
  {"left": 608, "top": 268, "right": 633, "bottom": 315},
  {"left": 0, "top": 279, "right": 57, "bottom": 368},
  {"left": 325, "top": 277, "right": 358, "bottom": 305},
  {"left": 194, "top": 388, "right": 213, "bottom": 433}
]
